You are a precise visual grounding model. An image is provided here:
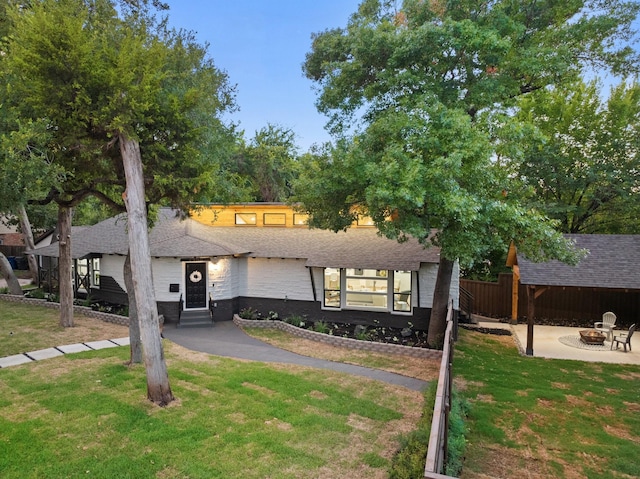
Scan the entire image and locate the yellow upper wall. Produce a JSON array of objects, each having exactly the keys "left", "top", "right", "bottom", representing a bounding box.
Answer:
[{"left": 190, "top": 203, "right": 375, "bottom": 228}]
